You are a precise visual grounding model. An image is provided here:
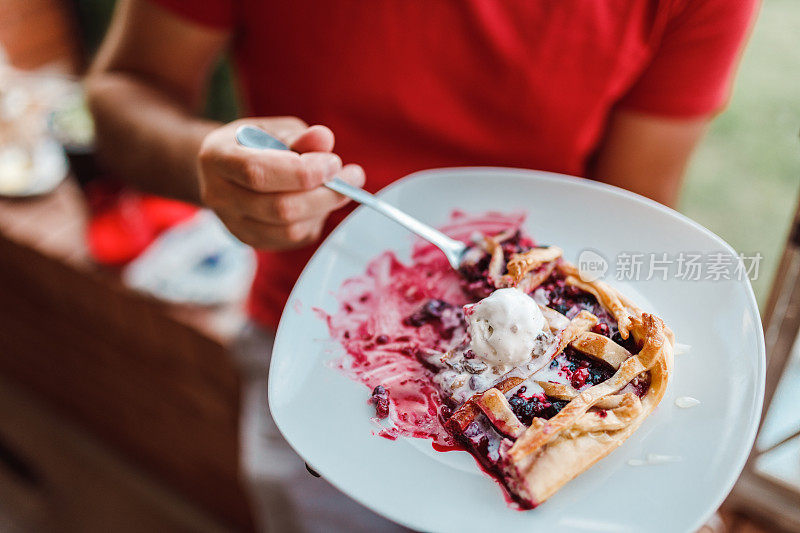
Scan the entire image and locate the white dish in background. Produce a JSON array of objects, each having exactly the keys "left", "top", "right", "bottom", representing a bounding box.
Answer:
[
  {"left": 123, "top": 210, "right": 256, "bottom": 306},
  {"left": 0, "top": 139, "right": 68, "bottom": 197},
  {"left": 269, "top": 168, "right": 765, "bottom": 533}
]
